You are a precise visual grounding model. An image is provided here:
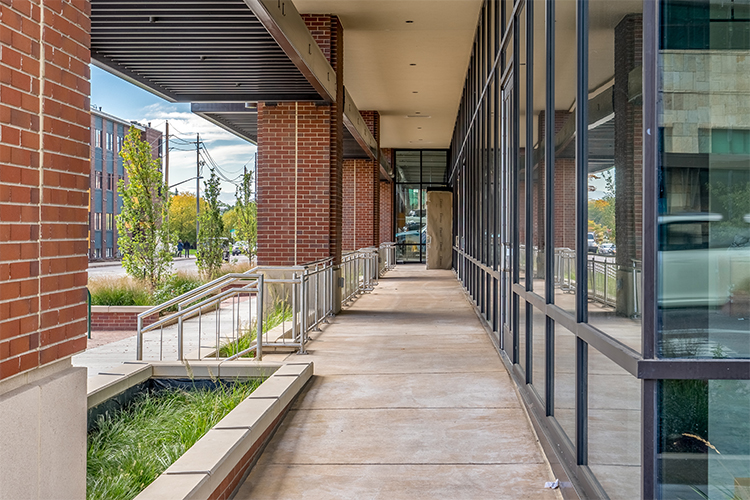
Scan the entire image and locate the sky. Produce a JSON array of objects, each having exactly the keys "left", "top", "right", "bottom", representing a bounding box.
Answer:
[{"left": 90, "top": 65, "right": 257, "bottom": 205}]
